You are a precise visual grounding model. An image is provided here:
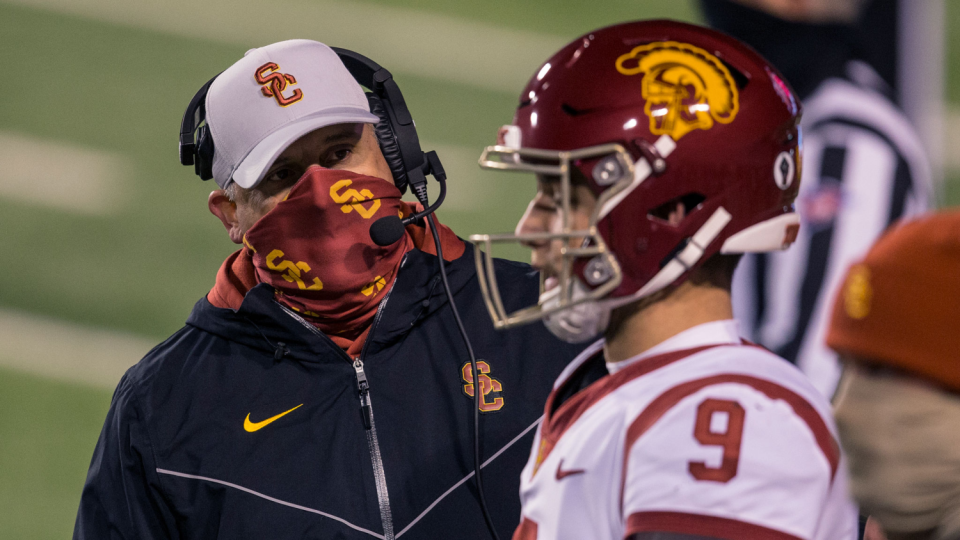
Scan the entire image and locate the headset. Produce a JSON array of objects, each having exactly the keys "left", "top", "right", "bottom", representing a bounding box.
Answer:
[{"left": 178, "top": 48, "right": 501, "bottom": 540}]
